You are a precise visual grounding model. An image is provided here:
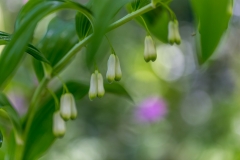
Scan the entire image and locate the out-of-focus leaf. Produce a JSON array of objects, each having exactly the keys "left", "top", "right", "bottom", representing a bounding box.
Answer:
[
  {"left": 33, "top": 16, "right": 78, "bottom": 81},
  {"left": 105, "top": 83, "right": 133, "bottom": 101},
  {"left": 0, "top": 32, "right": 50, "bottom": 64},
  {"left": 0, "top": 0, "right": 92, "bottom": 90},
  {"left": 75, "top": 12, "right": 93, "bottom": 41},
  {"left": 131, "top": 0, "right": 150, "bottom": 11},
  {"left": 0, "top": 130, "right": 2, "bottom": 148},
  {"left": 37, "top": 17, "right": 78, "bottom": 66},
  {"left": 32, "top": 59, "right": 45, "bottom": 82},
  {"left": 190, "top": 0, "right": 232, "bottom": 63},
  {"left": 0, "top": 93, "right": 22, "bottom": 160},
  {"left": 0, "top": 93, "right": 22, "bottom": 135},
  {"left": 86, "top": 0, "right": 131, "bottom": 69},
  {"left": 22, "top": 81, "right": 88, "bottom": 160}
]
